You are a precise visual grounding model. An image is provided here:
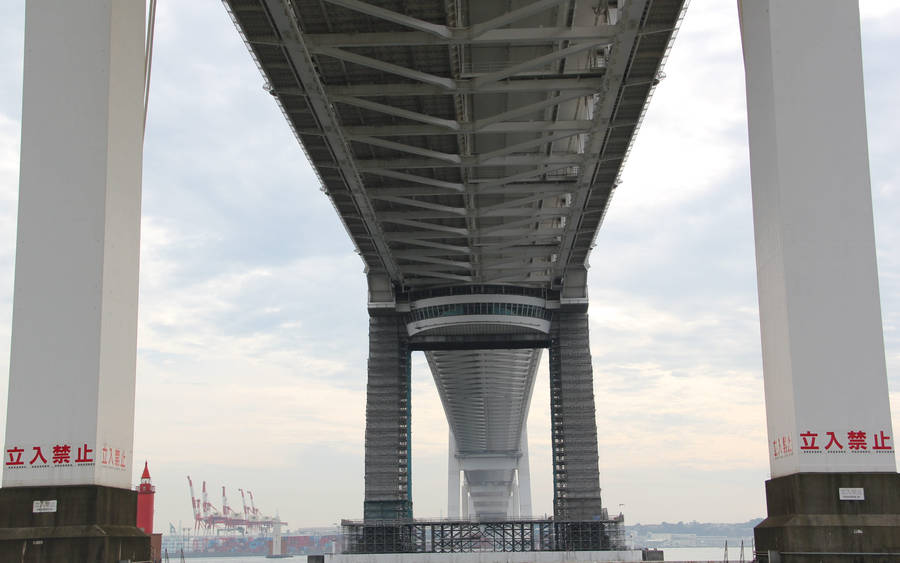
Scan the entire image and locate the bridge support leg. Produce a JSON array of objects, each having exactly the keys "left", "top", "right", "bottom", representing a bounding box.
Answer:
[
  {"left": 517, "top": 424, "right": 533, "bottom": 518},
  {"left": 549, "top": 310, "right": 604, "bottom": 521},
  {"left": 739, "top": 0, "right": 899, "bottom": 558},
  {"left": 447, "top": 431, "right": 460, "bottom": 518},
  {"left": 462, "top": 480, "right": 472, "bottom": 519},
  {"left": 0, "top": 2, "right": 149, "bottom": 561},
  {"left": 363, "top": 314, "right": 413, "bottom": 521}
]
